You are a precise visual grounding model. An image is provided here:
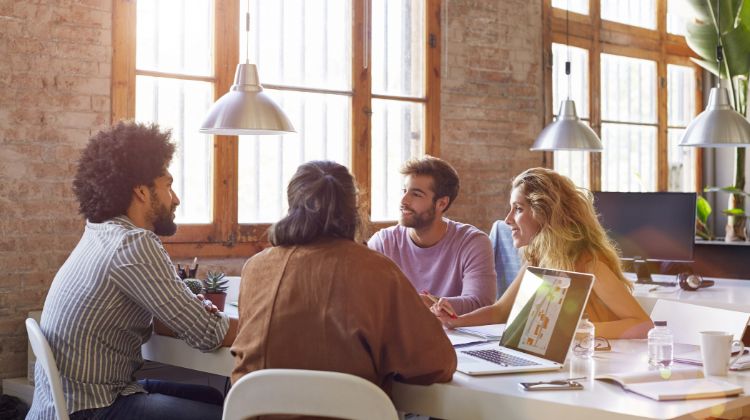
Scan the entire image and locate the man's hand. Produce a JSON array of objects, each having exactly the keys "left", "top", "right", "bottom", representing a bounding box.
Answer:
[{"left": 195, "top": 293, "right": 219, "bottom": 314}]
